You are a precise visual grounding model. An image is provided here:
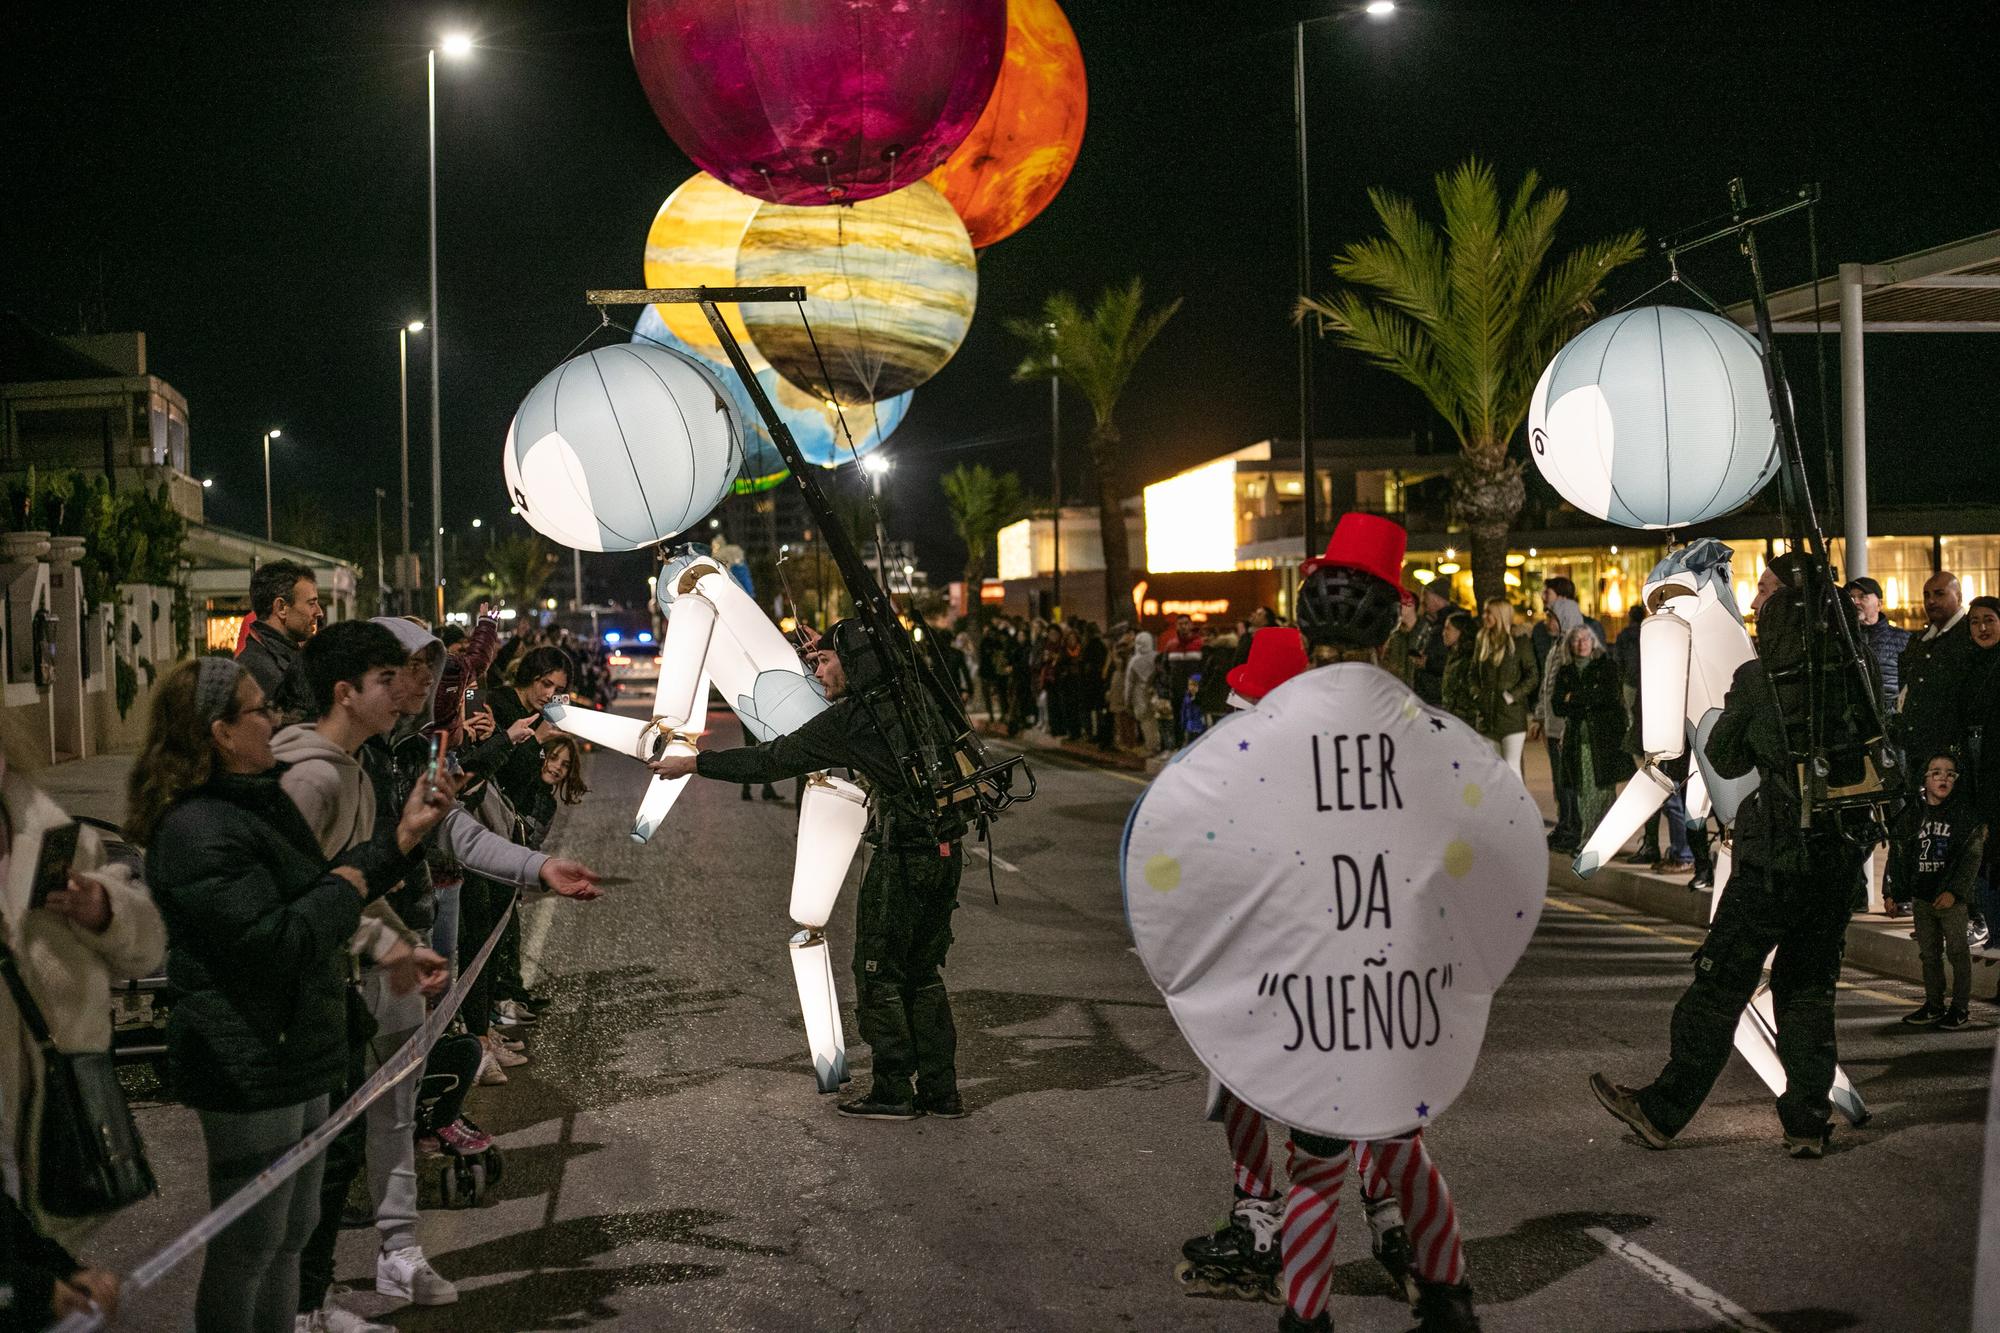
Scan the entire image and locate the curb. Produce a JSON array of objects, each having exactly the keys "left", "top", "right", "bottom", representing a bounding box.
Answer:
[
  {"left": 1552, "top": 853, "right": 2000, "bottom": 1001},
  {"left": 973, "top": 721, "right": 1150, "bottom": 772}
]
